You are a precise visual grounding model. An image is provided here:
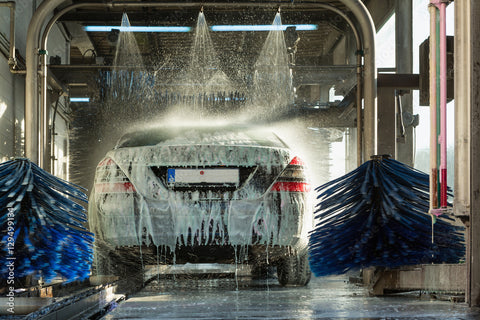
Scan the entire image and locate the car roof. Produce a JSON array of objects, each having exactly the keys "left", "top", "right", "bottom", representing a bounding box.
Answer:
[{"left": 114, "top": 124, "right": 288, "bottom": 149}]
